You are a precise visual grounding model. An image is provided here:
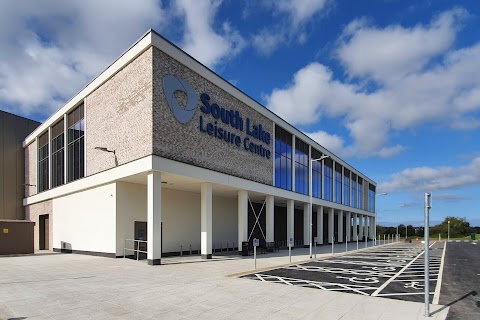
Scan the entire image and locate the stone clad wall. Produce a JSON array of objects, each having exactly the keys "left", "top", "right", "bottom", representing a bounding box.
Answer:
[
  {"left": 25, "top": 141, "right": 37, "bottom": 198},
  {"left": 152, "top": 48, "right": 274, "bottom": 185},
  {"left": 85, "top": 48, "right": 153, "bottom": 176}
]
